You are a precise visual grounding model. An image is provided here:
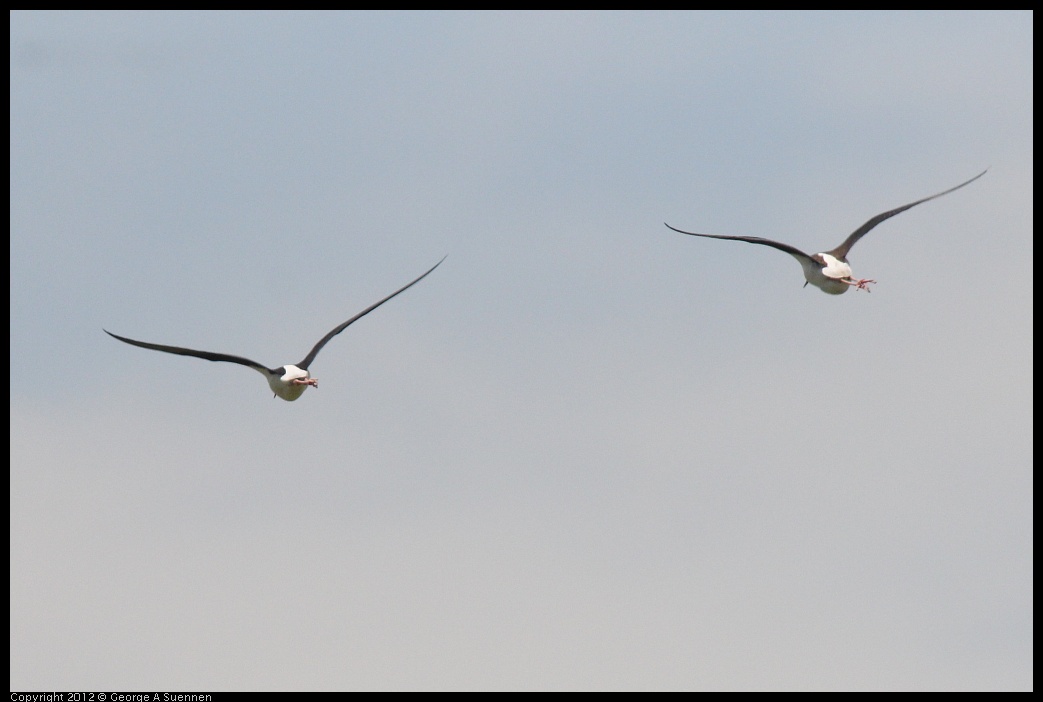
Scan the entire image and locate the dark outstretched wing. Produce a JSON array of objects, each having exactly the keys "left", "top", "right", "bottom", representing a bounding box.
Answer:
[
  {"left": 664, "top": 223, "right": 814, "bottom": 264},
  {"left": 104, "top": 329, "right": 272, "bottom": 374},
  {"left": 829, "top": 169, "right": 987, "bottom": 260},
  {"left": 296, "top": 256, "right": 446, "bottom": 370}
]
